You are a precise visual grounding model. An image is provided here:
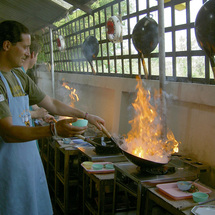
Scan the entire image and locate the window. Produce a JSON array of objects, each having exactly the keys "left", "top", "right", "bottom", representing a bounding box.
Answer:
[{"left": 43, "top": 0, "right": 212, "bottom": 84}]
